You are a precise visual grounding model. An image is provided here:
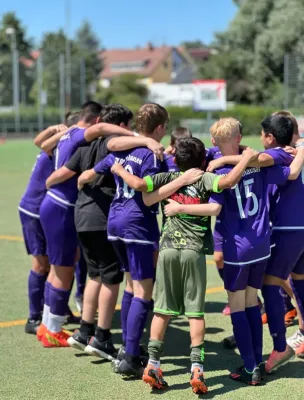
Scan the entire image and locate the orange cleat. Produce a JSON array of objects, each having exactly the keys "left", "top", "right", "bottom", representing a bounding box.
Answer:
[
  {"left": 285, "top": 308, "right": 297, "bottom": 327},
  {"left": 190, "top": 368, "right": 208, "bottom": 394},
  {"left": 36, "top": 323, "right": 47, "bottom": 341},
  {"left": 266, "top": 345, "right": 295, "bottom": 374},
  {"left": 142, "top": 364, "right": 168, "bottom": 390},
  {"left": 261, "top": 312, "right": 268, "bottom": 325},
  {"left": 41, "top": 330, "right": 71, "bottom": 348}
]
